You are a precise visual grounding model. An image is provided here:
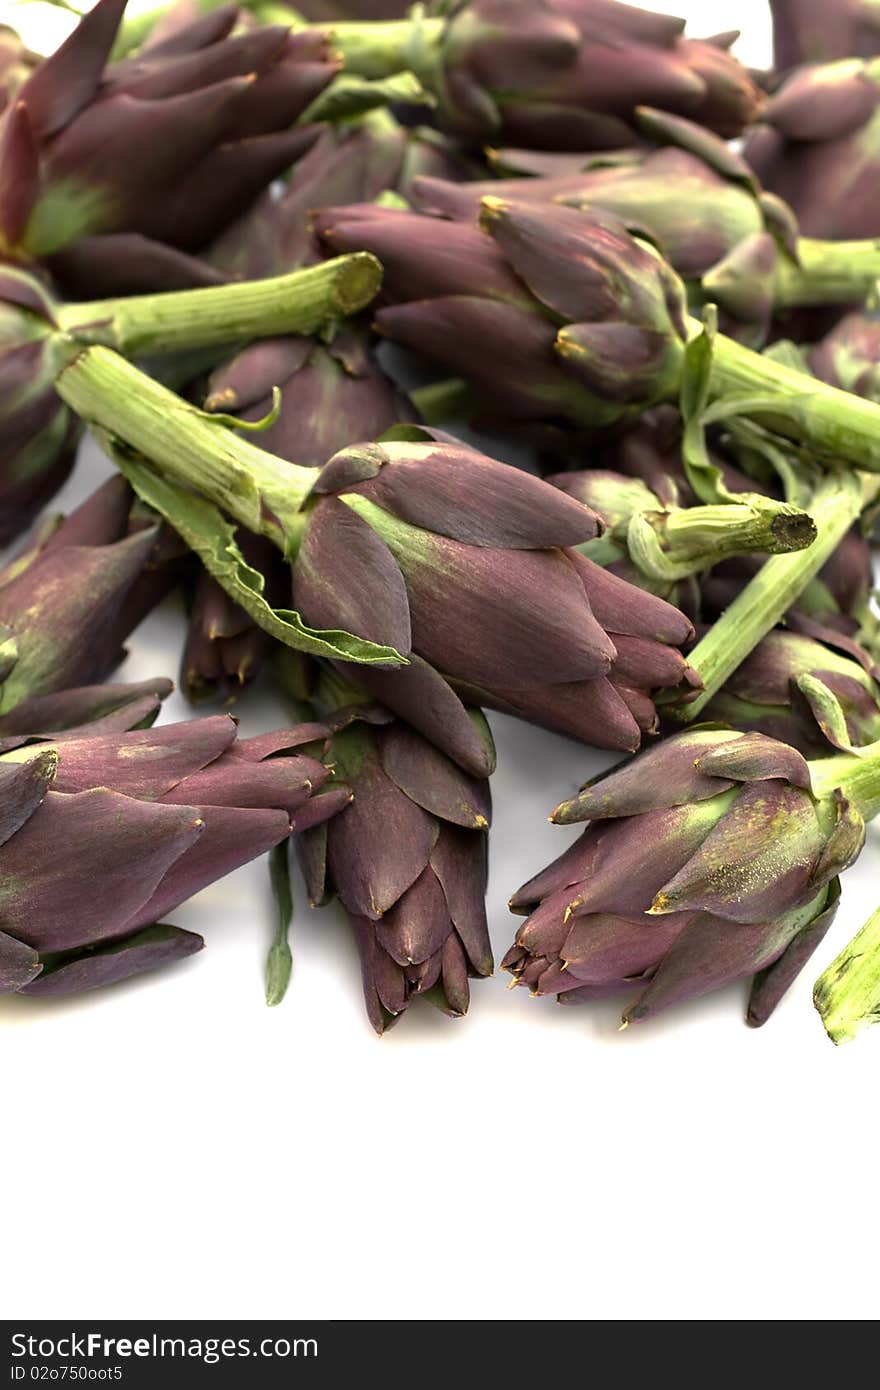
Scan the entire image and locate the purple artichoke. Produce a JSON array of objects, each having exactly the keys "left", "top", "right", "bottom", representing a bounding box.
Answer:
[
  {"left": 318, "top": 0, "right": 762, "bottom": 147},
  {"left": 0, "top": 712, "right": 350, "bottom": 997},
  {"left": 699, "top": 627, "right": 880, "bottom": 757},
  {"left": 745, "top": 56, "right": 880, "bottom": 239},
  {"left": 412, "top": 110, "right": 777, "bottom": 282},
  {"left": 203, "top": 327, "right": 413, "bottom": 469},
  {"left": 291, "top": 433, "right": 697, "bottom": 772},
  {"left": 0, "top": 476, "right": 177, "bottom": 718},
  {"left": 0, "top": 0, "right": 332, "bottom": 272},
  {"left": 209, "top": 112, "right": 477, "bottom": 281},
  {"left": 770, "top": 0, "right": 880, "bottom": 69},
  {"left": 318, "top": 197, "right": 690, "bottom": 431},
  {"left": 297, "top": 702, "right": 492, "bottom": 1033},
  {"left": 504, "top": 727, "right": 865, "bottom": 1026}
]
